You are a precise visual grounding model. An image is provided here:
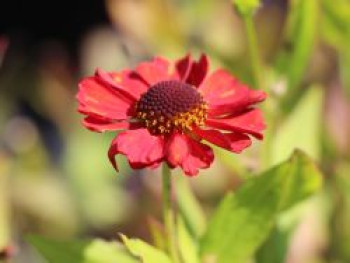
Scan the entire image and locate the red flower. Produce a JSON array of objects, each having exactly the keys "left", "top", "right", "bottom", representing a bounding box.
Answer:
[{"left": 77, "top": 54, "right": 266, "bottom": 176}]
